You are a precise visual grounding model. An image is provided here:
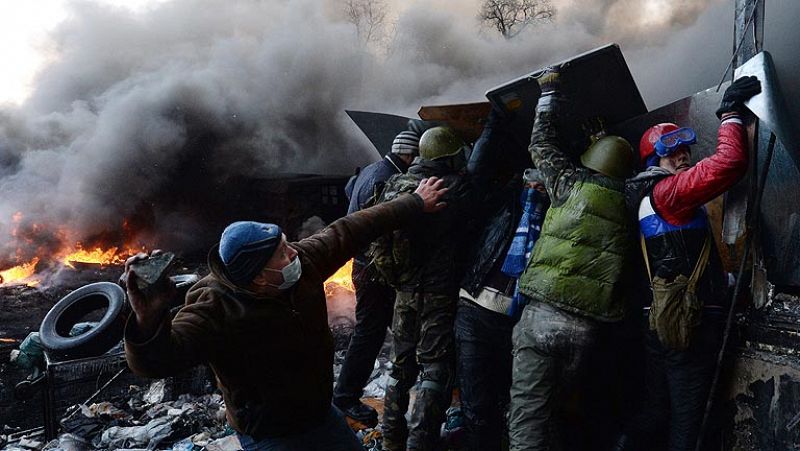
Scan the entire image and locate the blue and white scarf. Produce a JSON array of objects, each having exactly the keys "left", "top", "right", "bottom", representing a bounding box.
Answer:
[{"left": 501, "top": 187, "right": 547, "bottom": 320}]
